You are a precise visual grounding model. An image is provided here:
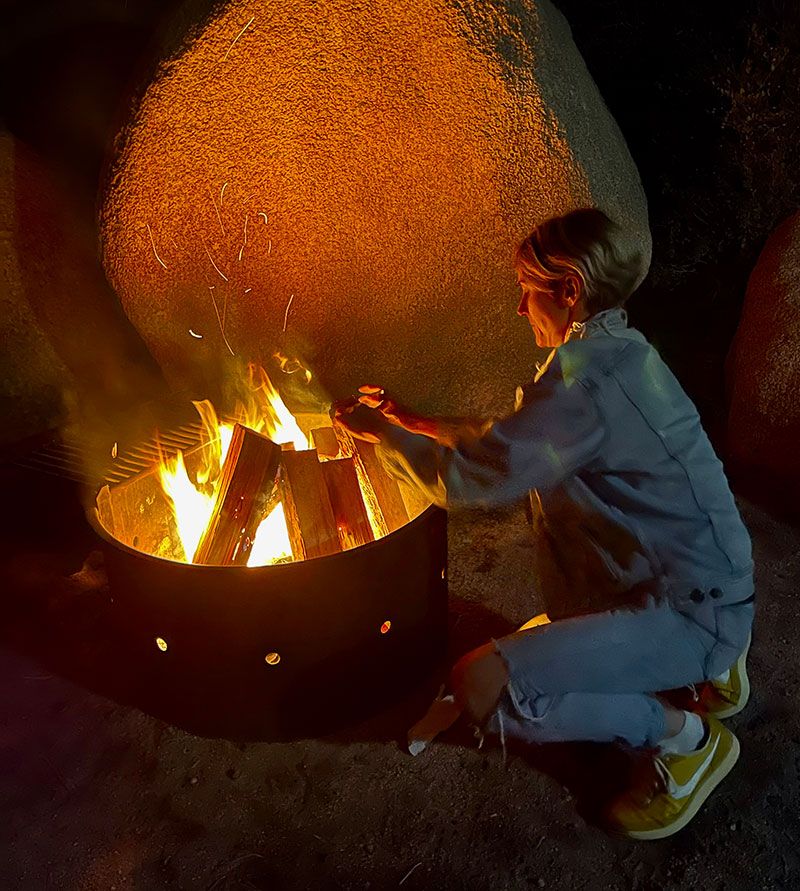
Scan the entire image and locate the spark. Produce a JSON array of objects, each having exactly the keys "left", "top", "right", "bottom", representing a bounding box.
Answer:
[
  {"left": 282, "top": 293, "right": 295, "bottom": 333},
  {"left": 201, "top": 238, "right": 229, "bottom": 281},
  {"left": 244, "top": 287, "right": 252, "bottom": 293},
  {"left": 220, "top": 182, "right": 228, "bottom": 203},
  {"left": 238, "top": 213, "right": 249, "bottom": 261},
  {"left": 207, "top": 287, "right": 235, "bottom": 356},
  {"left": 170, "top": 237, "right": 179, "bottom": 249},
  {"left": 259, "top": 212, "right": 268, "bottom": 224},
  {"left": 268, "top": 239, "right": 272, "bottom": 254},
  {"left": 146, "top": 223, "right": 168, "bottom": 269},
  {"left": 399, "top": 863, "right": 423, "bottom": 886},
  {"left": 223, "top": 15, "right": 255, "bottom": 61},
  {"left": 189, "top": 329, "right": 203, "bottom": 339},
  {"left": 209, "top": 186, "right": 225, "bottom": 235},
  {"left": 243, "top": 193, "right": 257, "bottom": 204},
  {"left": 111, "top": 442, "right": 118, "bottom": 459}
]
